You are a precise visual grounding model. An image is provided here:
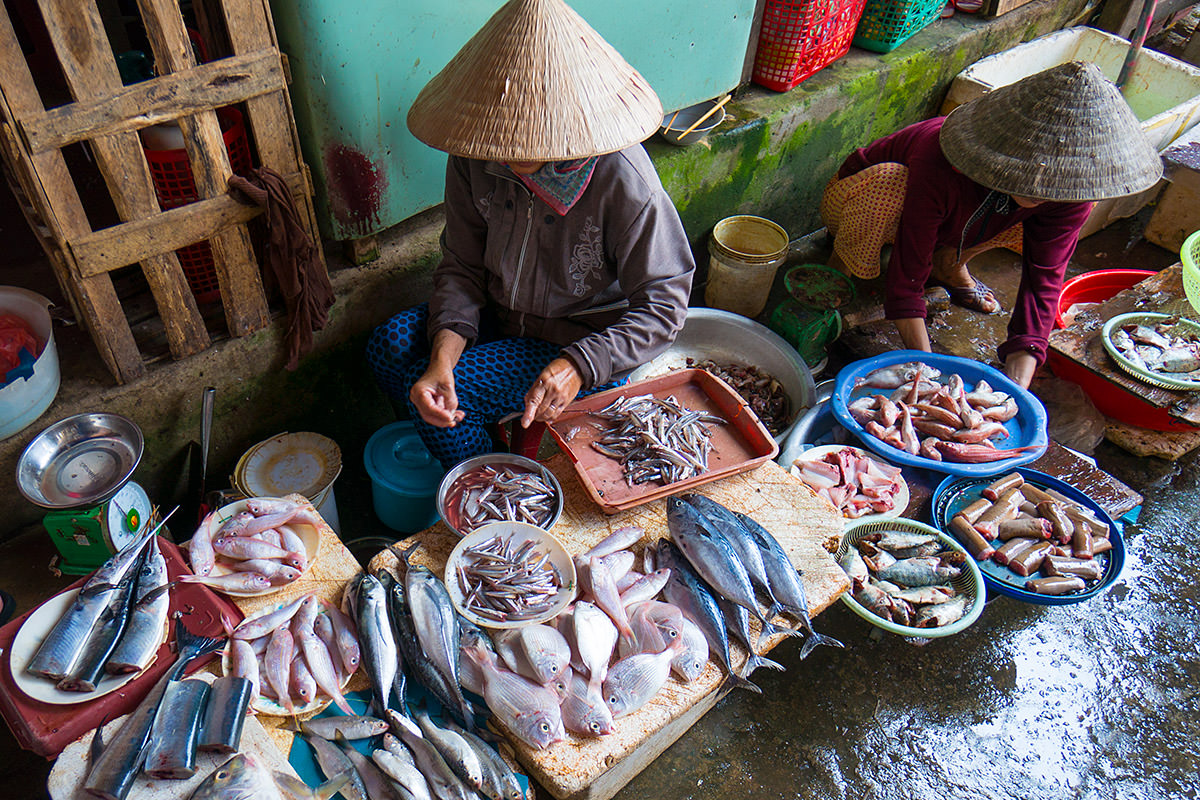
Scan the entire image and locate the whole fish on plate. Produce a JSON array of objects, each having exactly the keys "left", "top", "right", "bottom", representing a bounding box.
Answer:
[
  {"left": 189, "top": 752, "right": 346, "bottom": 800},
  {"left": 27, "top": 517, "right": 163, "bottom": 681},
  {"left": 105, "top": 535, "right": 171, "bottom": 675},
  {"left": 348, "top": 571, "right": 398, "bottom": 717}
]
